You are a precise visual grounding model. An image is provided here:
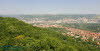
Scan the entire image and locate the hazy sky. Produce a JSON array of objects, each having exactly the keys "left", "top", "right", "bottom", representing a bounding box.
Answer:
[{"left": 0, "top": 0, "right": 100, "bottom": 15}]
